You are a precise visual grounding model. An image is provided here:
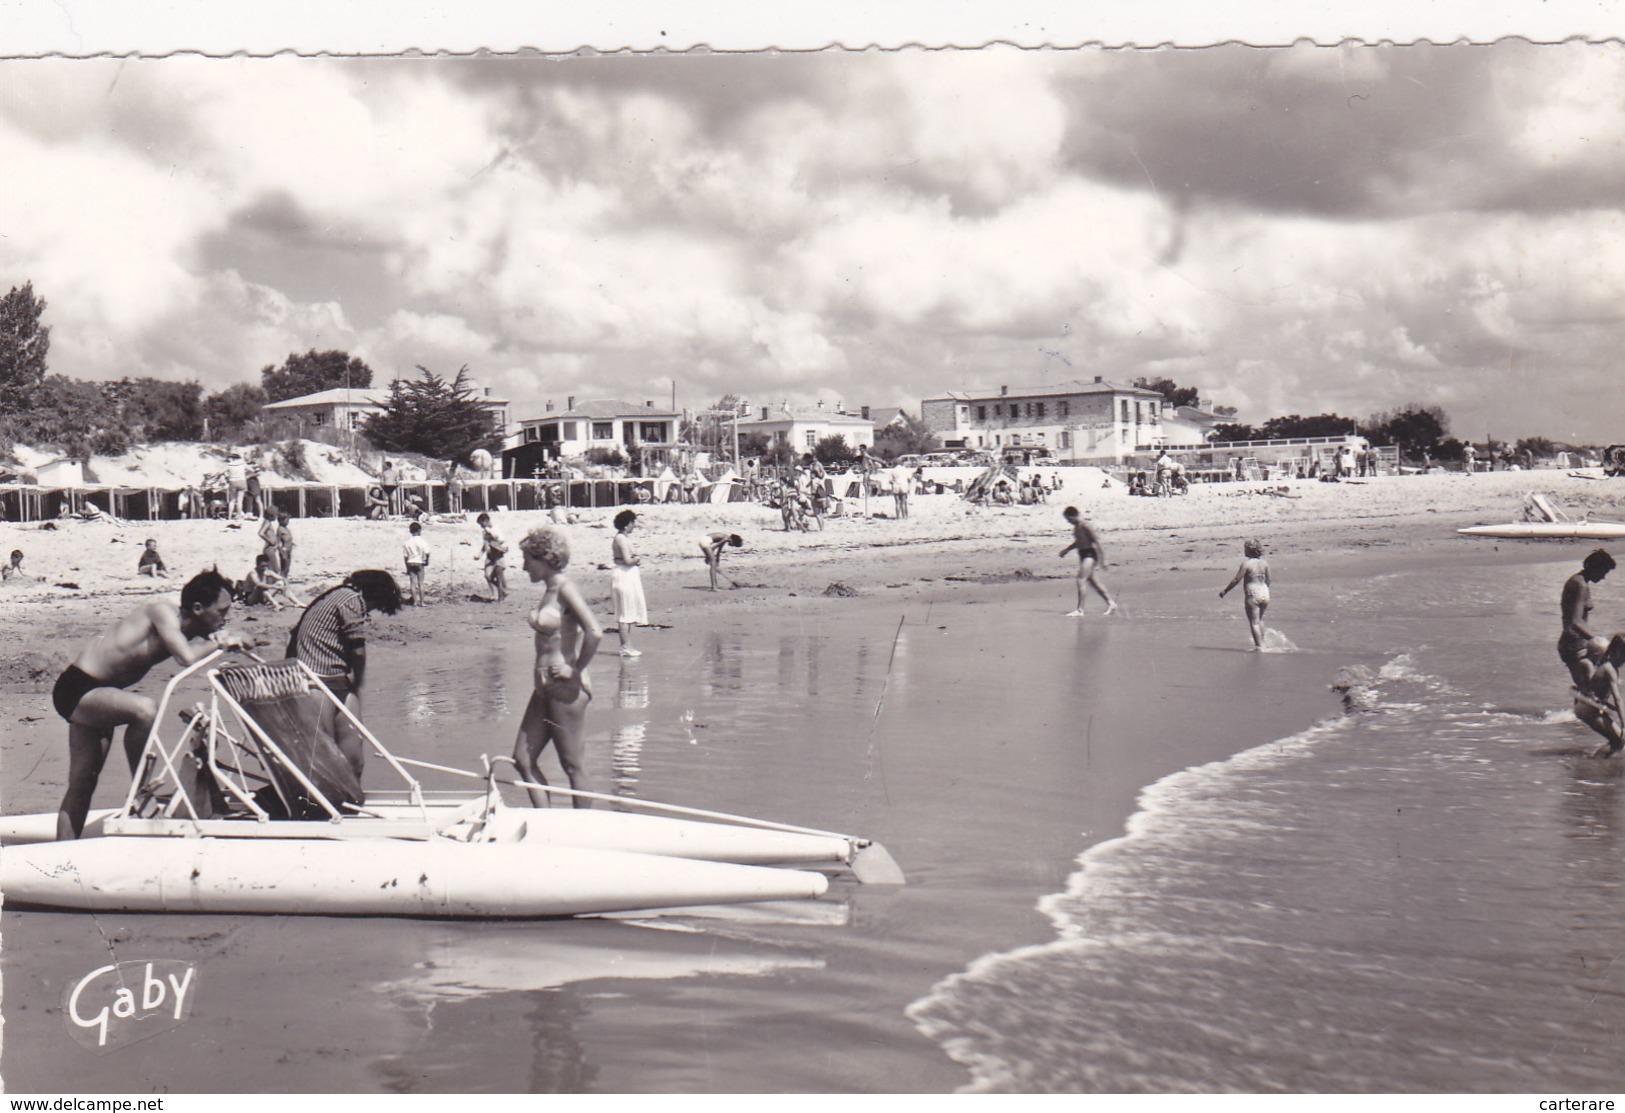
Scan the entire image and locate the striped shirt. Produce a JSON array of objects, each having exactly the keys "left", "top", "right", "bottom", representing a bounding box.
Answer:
[{"left": 290, "top": 586, "right": 368, "bottom": 679}]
